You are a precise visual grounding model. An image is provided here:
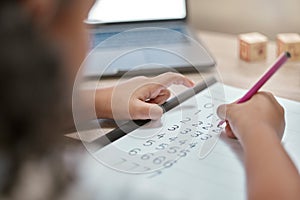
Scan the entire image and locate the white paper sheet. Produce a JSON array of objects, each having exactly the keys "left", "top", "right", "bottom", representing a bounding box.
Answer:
[{"left": 72, "top": 83, "right": 300, "bottom": 200}]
